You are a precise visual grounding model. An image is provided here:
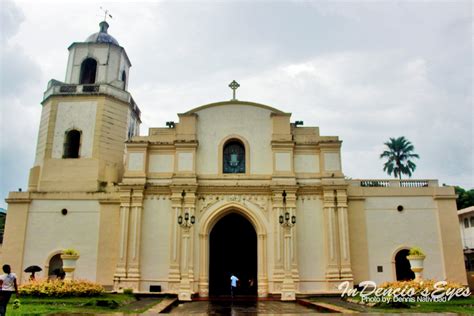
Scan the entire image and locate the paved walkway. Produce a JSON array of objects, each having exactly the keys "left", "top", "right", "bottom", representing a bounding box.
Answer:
[{"left": 167, "top": 300, "right": 334, "bottom": 315}]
